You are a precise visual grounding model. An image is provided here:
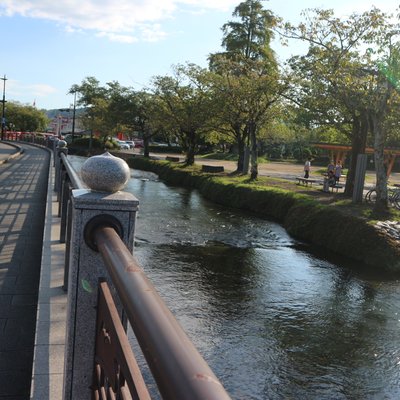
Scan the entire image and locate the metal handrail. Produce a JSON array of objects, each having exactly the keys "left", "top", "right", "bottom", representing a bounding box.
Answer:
[
  {"left": 93, "top": 225, "right": 232, "bottom": 400},
  {"left": 60, "top": 152, "right": 84, "bottom": 189},
  {"left": 93, "top": 280, "right": 151, "bottom": 399},
  {"left": 58, "top": 153, "right": 85, "bottom": 289}
]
